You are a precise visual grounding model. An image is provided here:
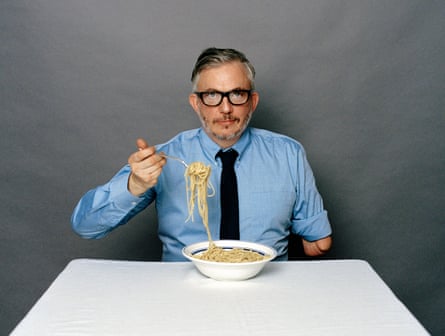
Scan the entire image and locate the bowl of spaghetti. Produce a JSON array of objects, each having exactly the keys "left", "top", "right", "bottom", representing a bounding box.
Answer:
[
  {"left": 181, "top": 160, "right": 276, "bottom": 280},
  {"left": 182, "top": 240, "right": 277, "bottom": 281}
]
